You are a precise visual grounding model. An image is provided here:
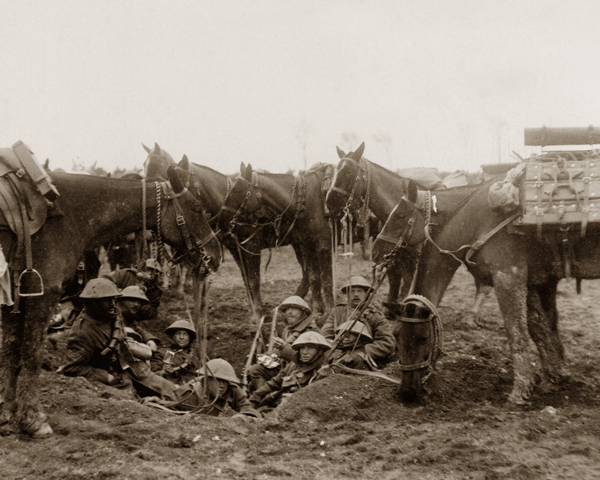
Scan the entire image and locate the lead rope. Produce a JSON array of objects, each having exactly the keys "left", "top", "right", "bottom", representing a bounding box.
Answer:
[{"left": 155, "top": 181, "right": 165, "bottom": 267}]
